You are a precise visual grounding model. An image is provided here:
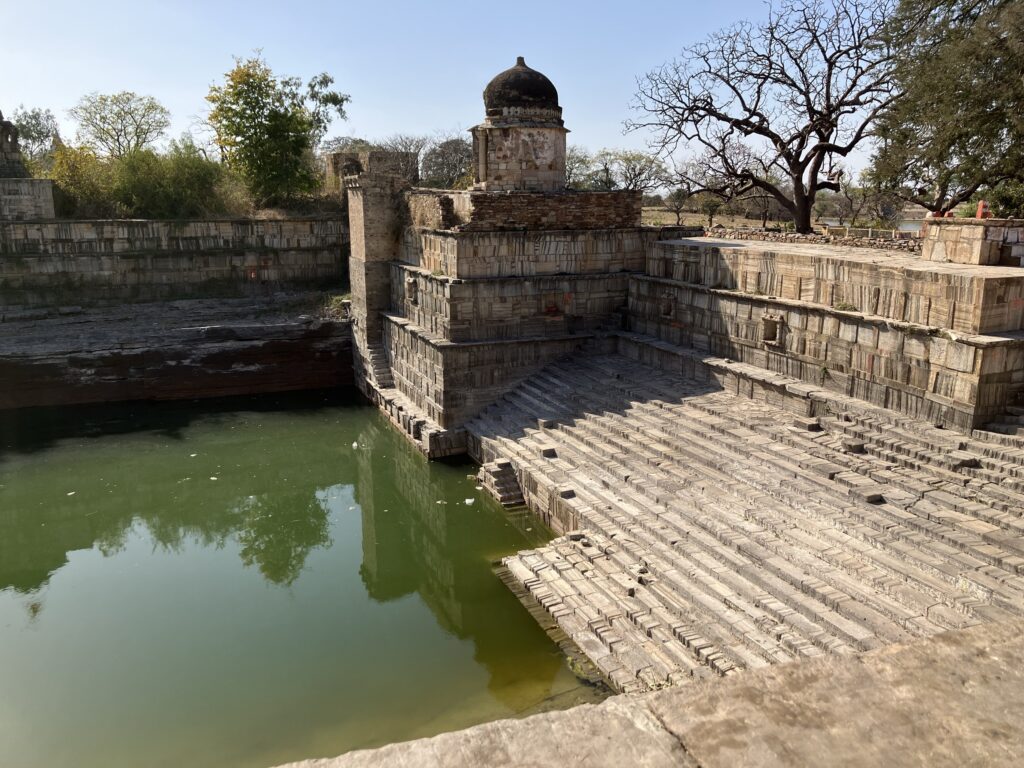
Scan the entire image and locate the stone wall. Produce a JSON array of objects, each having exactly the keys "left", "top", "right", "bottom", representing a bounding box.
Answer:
[
  {"left": 629, "top": 274, "right": 1021, "bottom": 429},
  {"left": 383, "top": 315, "right": 589, "bottom": 427},
  {"left": 407, "top": 189, "right": 642, "bottom": 232},
  {"left": 390, "top": 263, "right": 628, "bottom": 341},
  {"left": 0, "top": 217, "right": 347, "bottom": 309},
  {"left": 920, "top": 218, "right": 1024, "bottom": 266},
  {"left": 0, "top": 178, "right": 55, "bottom": 221},
  {"left": 403, "top": 227, "right": 701, "bottom": 279},
  {"left": 649, "top": 239, "right": 1024, "bottom": 335},
  {"left": 711, "top": 227, "right": 922, "bottom": 254}
]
